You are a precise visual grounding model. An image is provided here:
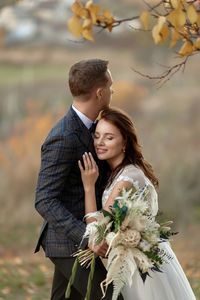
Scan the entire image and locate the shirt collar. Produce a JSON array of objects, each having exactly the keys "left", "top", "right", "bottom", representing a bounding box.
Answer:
[{"left": 72, "top": 105, "right": 93, "bottom": 130}]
